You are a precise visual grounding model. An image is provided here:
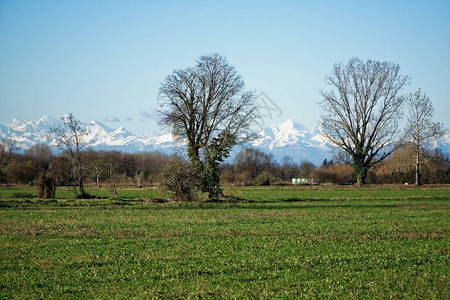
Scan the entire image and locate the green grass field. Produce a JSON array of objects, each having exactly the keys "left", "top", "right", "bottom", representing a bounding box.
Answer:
[{"left": 1, "top": 185, "right": 449, "bottom": 298}]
